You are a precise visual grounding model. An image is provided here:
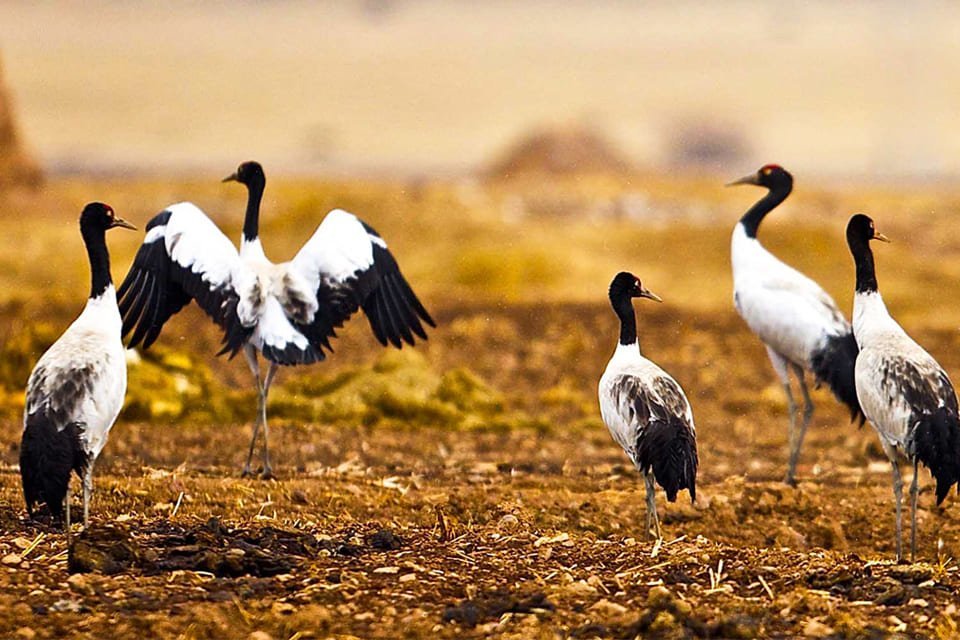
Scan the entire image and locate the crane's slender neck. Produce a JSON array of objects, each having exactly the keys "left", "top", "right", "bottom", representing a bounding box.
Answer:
[
  {"left": 611, "top": 293, "right": 640, "bottom": 349},
  {"left": 81, "top": 225, "right": 112, "bottom": 299},
  {"left": 242, "top": 176, "right": 265, "bottom": 243},
  {"left": 739, "top": 182, "right": 792, "bottom": 238},
  {"left": 849, "top": 236, "right": 879, "bottom": 294}
]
